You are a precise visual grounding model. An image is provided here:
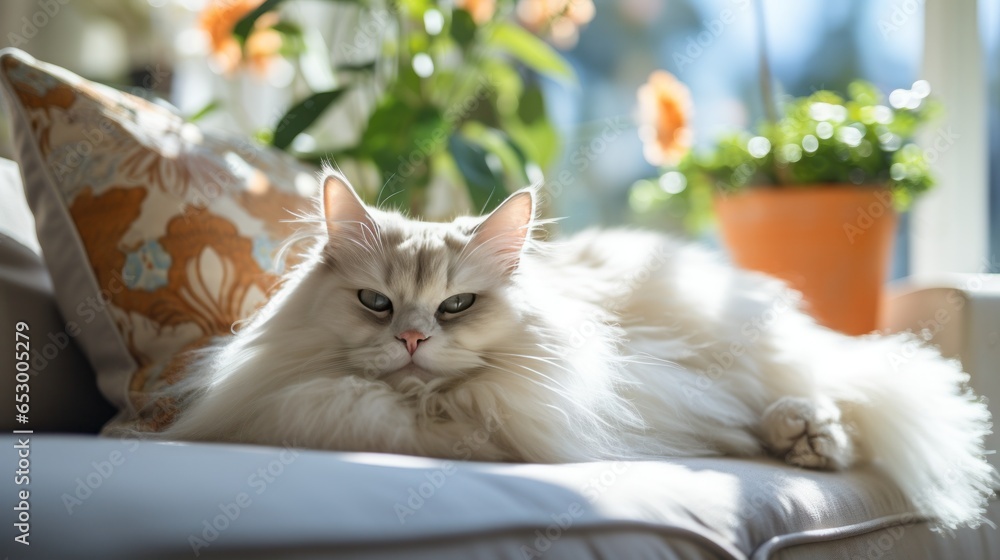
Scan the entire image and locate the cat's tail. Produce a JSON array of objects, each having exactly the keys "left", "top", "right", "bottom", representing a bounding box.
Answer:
[{"left": 822, "top": 330, "right": 997, "bottom": 530}]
